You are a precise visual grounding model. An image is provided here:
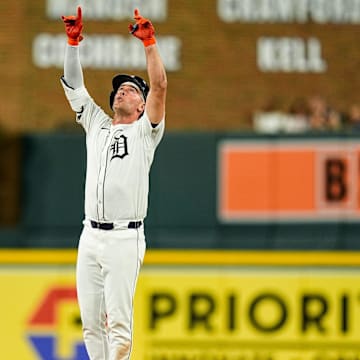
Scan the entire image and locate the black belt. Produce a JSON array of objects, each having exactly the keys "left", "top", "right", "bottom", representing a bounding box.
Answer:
[{"left": 90, "top": 220, "right": 142, "bottom": 230}]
